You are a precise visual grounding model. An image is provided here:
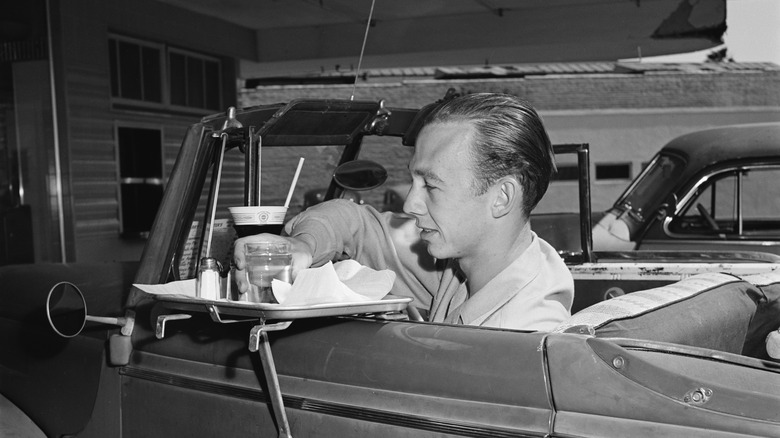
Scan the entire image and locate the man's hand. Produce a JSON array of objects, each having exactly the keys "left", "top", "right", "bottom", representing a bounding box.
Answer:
[{"left": 233, "top": 234, "right": 314, "bottom": 294}]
